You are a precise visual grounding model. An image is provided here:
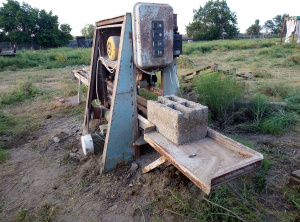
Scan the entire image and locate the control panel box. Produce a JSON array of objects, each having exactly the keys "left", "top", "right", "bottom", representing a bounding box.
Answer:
[{"left": 132, "top": 3, "right": 174, "bottom": 69}]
